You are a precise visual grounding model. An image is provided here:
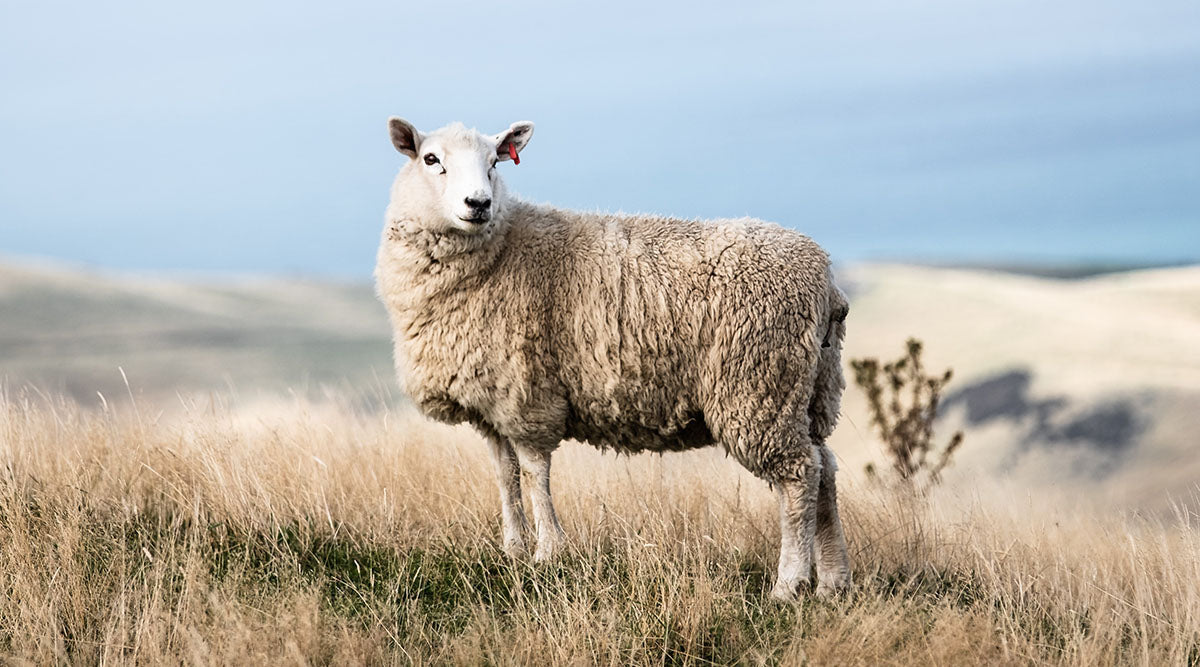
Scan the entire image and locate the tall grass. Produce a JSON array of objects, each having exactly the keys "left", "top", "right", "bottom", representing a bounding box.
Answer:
[{"left": 0, "top": 390, "right": 1196, "bottom": 664}]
